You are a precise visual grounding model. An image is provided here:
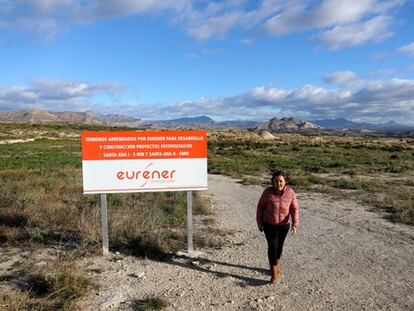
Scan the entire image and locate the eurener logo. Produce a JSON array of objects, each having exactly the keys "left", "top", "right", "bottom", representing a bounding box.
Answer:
[{"left": 116, "top": 162, "right": 176, "bottom": 187}]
